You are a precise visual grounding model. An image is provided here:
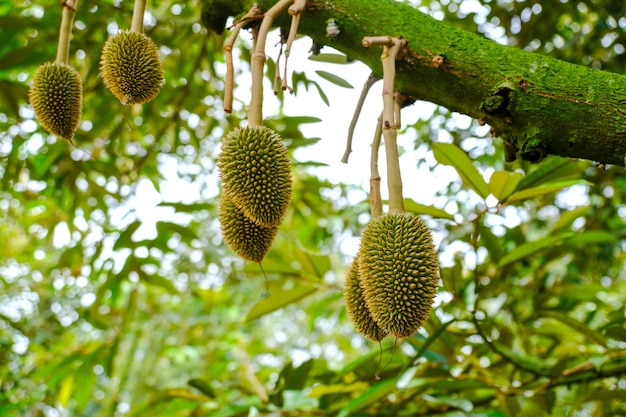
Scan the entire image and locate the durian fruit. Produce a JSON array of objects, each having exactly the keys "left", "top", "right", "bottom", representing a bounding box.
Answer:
[
  {"left": 218, "top": 126, "right": 292, "bottom": 228},
  {"left": 100, "top": 30, "right": 164, "bottom": 104},
  {"left": 218, "top": 193, "right": 279, "bottom": 263},
  {"left": 359, "top": 212, "right": 439, "bottom": 338},
  {"left": 344, "top": 255, "right": 387, "bottom": 342},
  {"left": 29, "top": 62, "right": 82, "bottom": 140}
]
